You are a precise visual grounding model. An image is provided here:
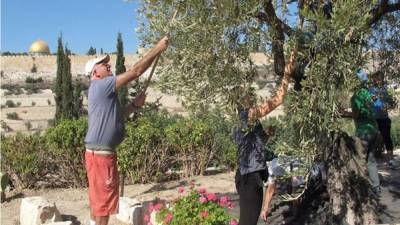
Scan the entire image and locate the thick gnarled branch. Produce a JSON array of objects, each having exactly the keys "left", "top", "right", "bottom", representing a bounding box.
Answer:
[
  {"left": 256, "top": 0, "right": 294, "bottom": 76},
  {"left": 369, "top": 0, "right": 400, "bottom": 25}
]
